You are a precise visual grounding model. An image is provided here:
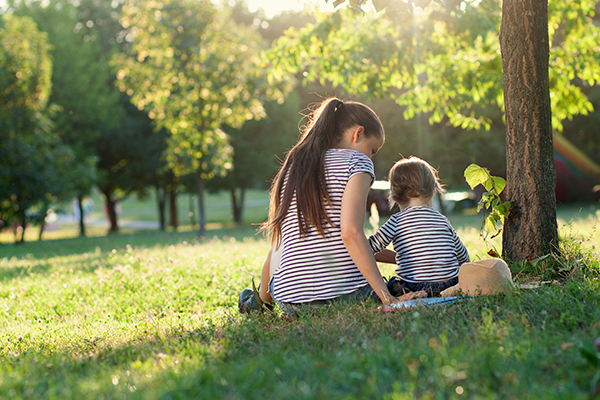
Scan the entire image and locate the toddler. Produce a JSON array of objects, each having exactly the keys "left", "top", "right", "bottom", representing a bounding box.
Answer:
[{"left": 369, "top": 157, "right": 470, "bottom": 297}]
